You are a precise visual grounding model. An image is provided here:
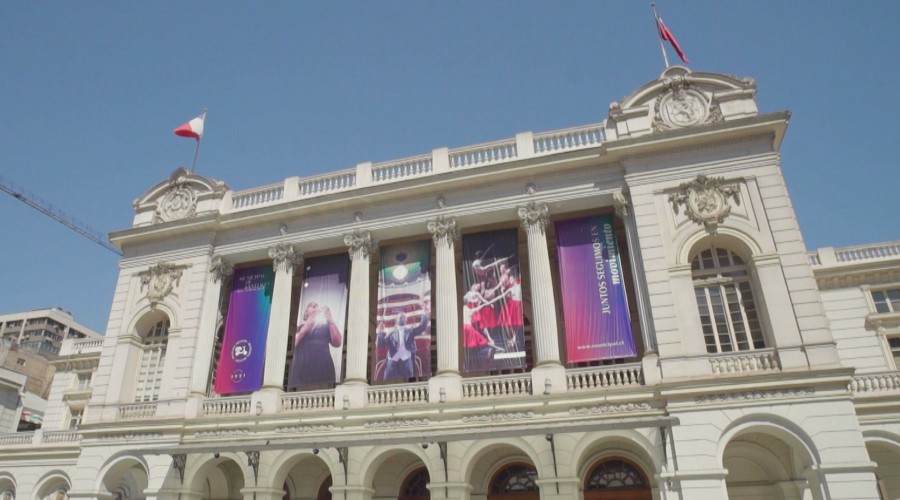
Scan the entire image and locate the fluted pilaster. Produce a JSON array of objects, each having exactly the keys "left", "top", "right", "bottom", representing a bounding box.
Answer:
[
  {"left": 189, "top": 255, "right": 232, "bottom": 396},
  {"left": 344, "top": 229, "right": 377, "bottom": 382}
]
